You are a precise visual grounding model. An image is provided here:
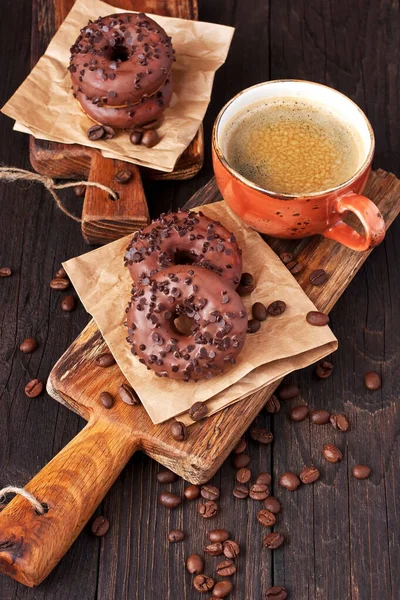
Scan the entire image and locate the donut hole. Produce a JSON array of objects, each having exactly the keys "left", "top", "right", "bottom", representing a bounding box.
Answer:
[
  {"left": 174, "top": 249, "right": 198, "bottom": 266},
  {"left": 110, "top": 45, "right": 130, "bottom": 62},
  {"left": 173, "top": 314, "right": 195, "bottom": 336}
]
